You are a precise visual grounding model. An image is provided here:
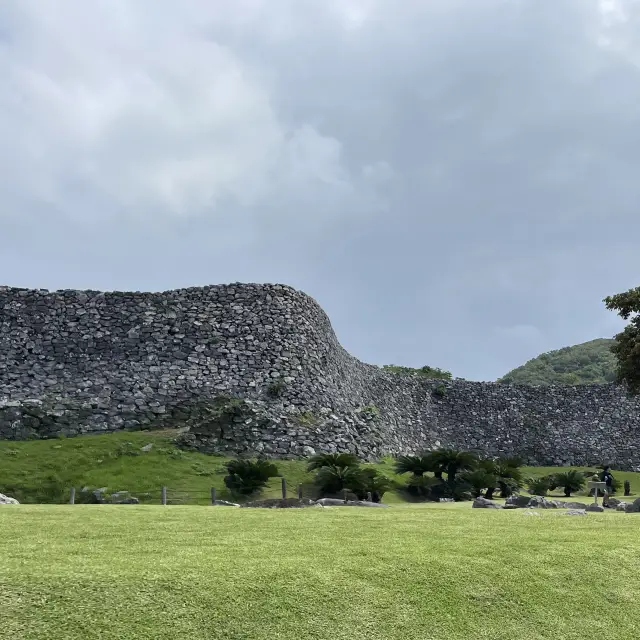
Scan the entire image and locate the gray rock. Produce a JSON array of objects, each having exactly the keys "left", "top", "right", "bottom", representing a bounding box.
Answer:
[
  {"left": 141, "top": 443, "right": 153, "bottom": 452},
  {"left": 212, "top": 500, "right": 240, "bottom": 507},
  {"left": 526, "top": 496, "right": 559, "bottom": 509},
  {"left": 625, "top": 498, "right": 640, "bottom": 513},
  {"left": 505, "top": 495, "right": 531, "bottom": 508},
  {"left": 585, "top": 503, "right": 605, "bottom": 512},
  {"left": 616, "top": 502, "right": 629, "bottom": 512},
  {"left": 472, "top": 497, "right": 503, "bottom": 509},
  {"left": 0, "top": 492, "right": 19, "bottom": 504},
  {"left": 564, "top": 509, "right": 587, "bottom": 516},
  {"left": 560, "top": 501, "right": 588, "bottom": 510},
  {"left": 522, "top": 510, "right": 540, "bottom": 516},
  {"left": 314, "top": 498, "right": 389, "bottom": 508}
]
